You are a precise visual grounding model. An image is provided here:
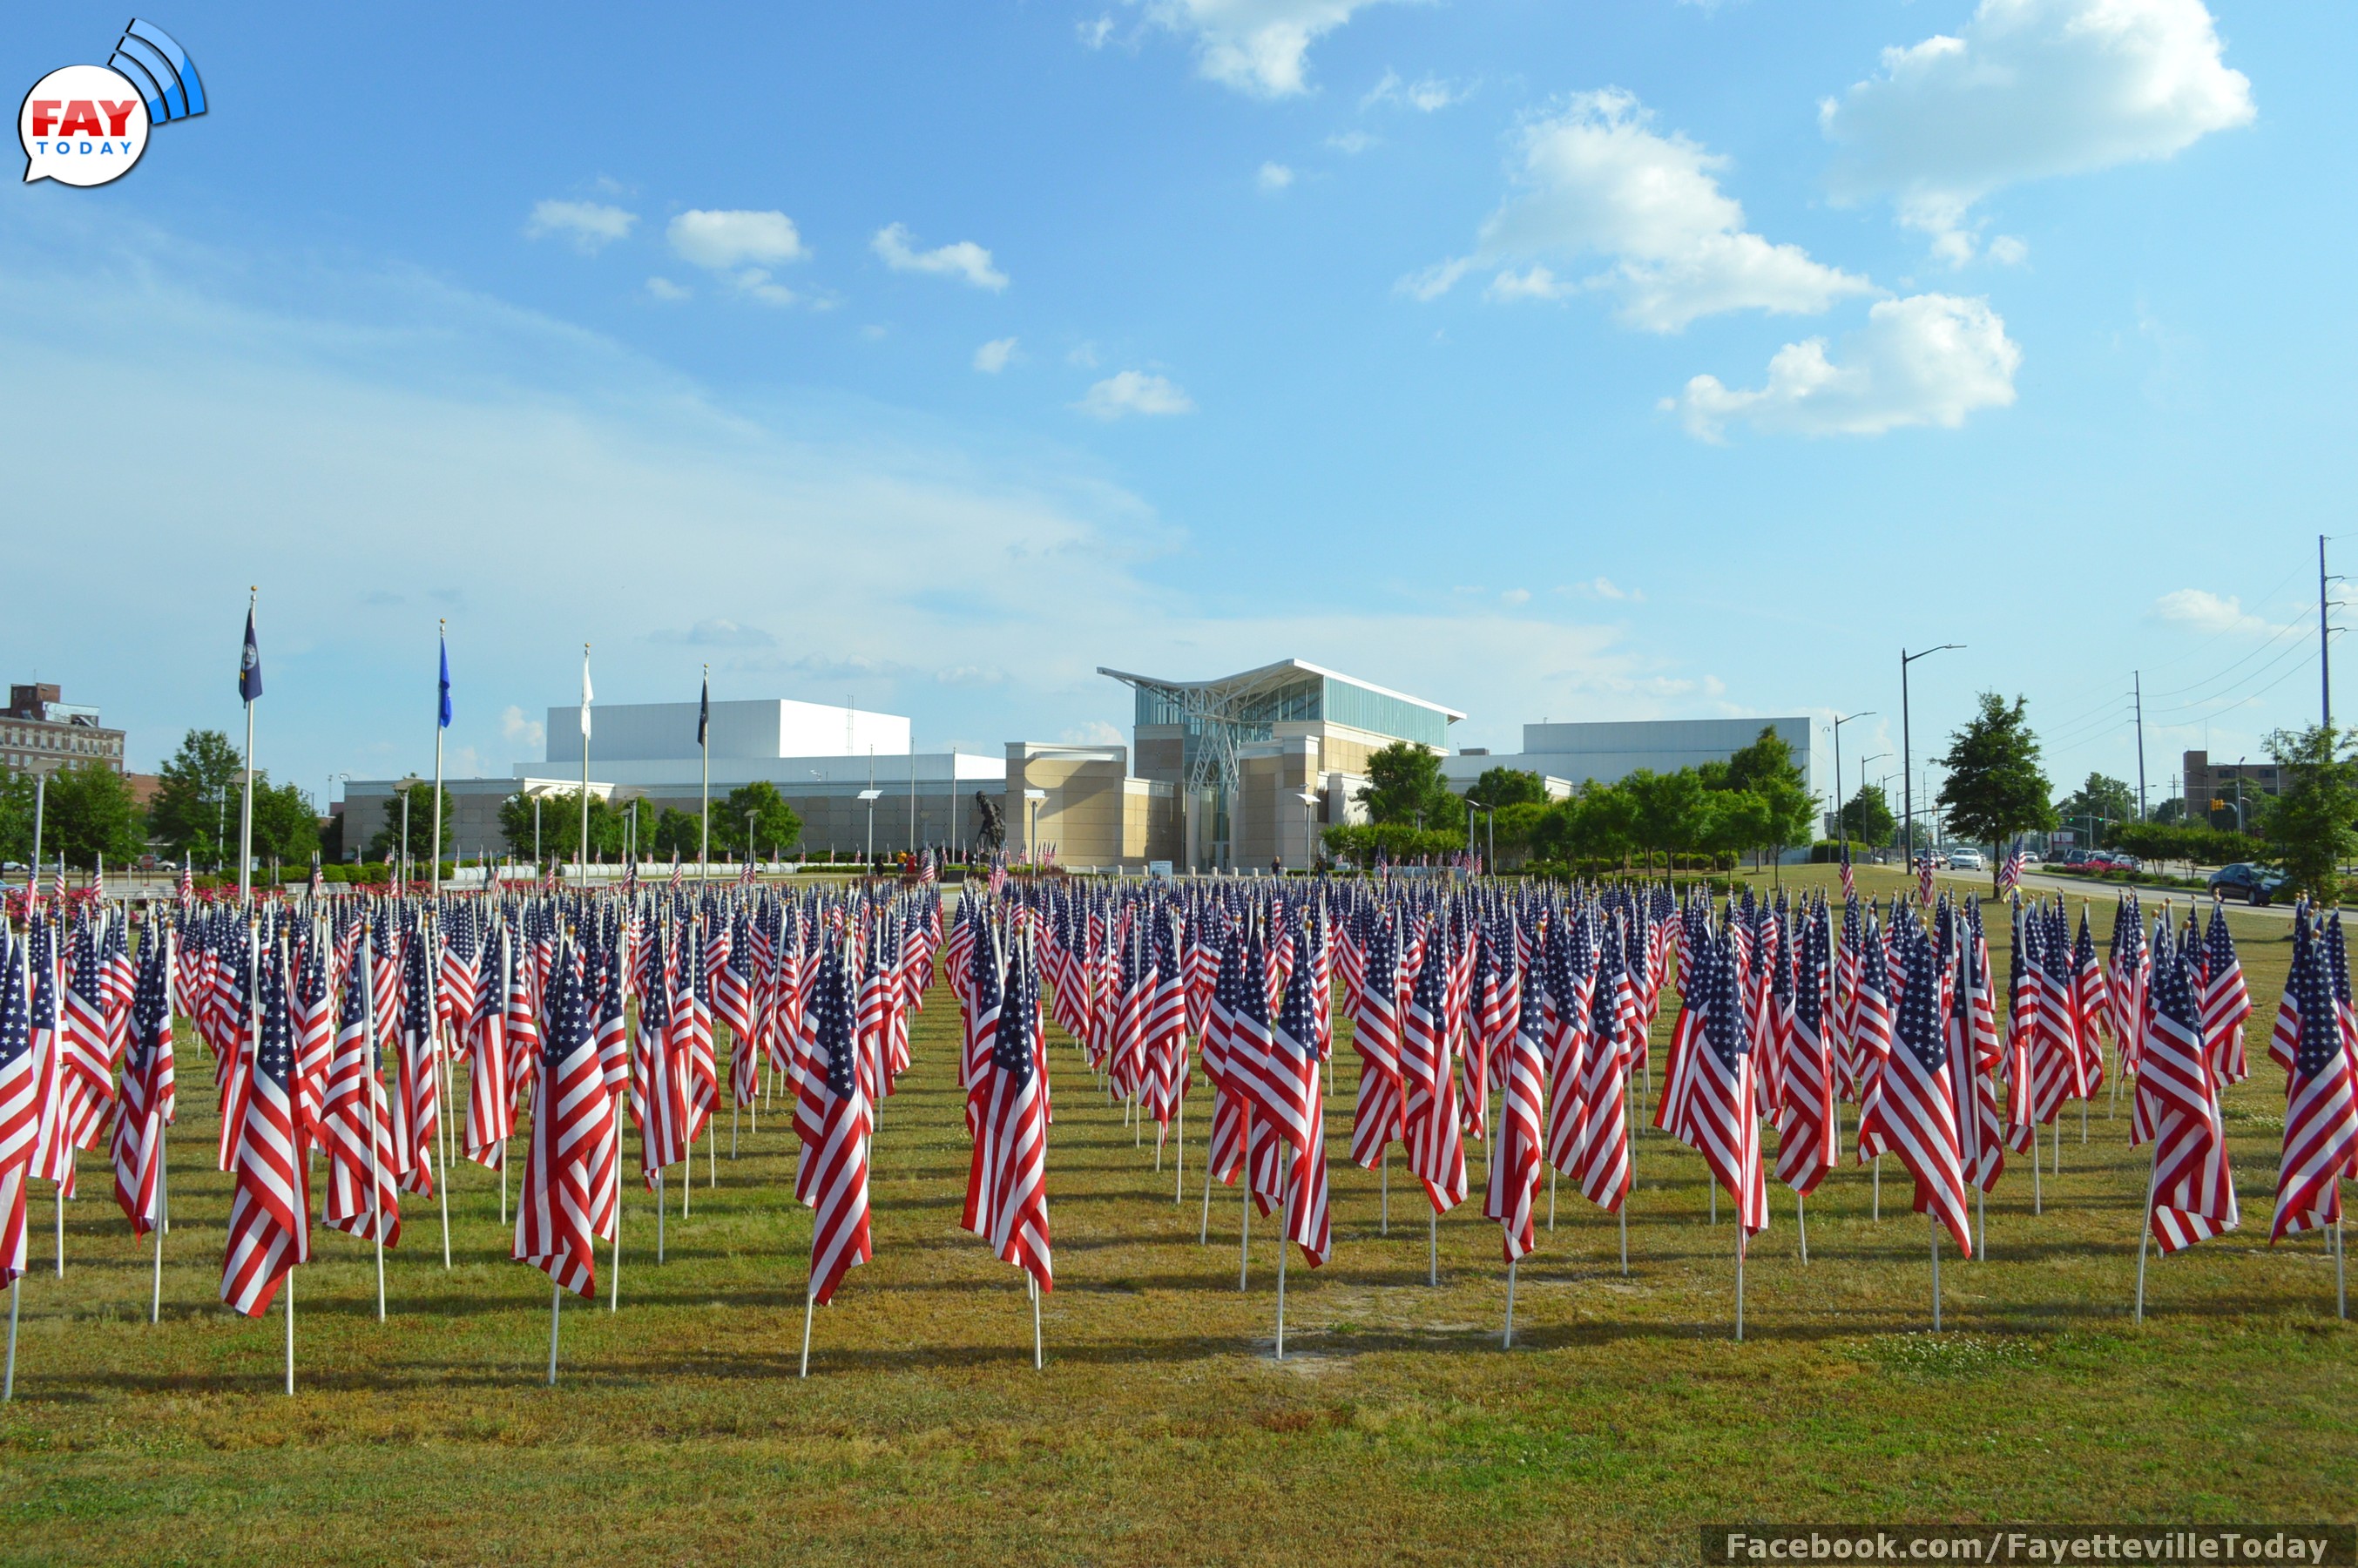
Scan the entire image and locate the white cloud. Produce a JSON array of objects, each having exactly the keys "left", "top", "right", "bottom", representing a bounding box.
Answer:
[
  {"left": 659, "top": 618, "right": 777, "bottom": 648},
  {"left": 1485, "top": 266, "right": 1564, "bottom": 303},
  {"left": 1075, "top": 370, "right": 1196, "bottom": 420},
  {"left": 1560, "top": 577, "right": 1643, "bottom": 603},
  {"left": 500, "top": 706, "right": 545, "bottom": 750},
  {"left": 1413, "top": 89, "right": 1875, "bottom": 332},
  {"left": 1326, "top": 130, "right": 1377, "bottom": 155},
  {"left": 1986, "top": 235, "right": 2029, "bottom": 267},
  {"left": 1061, "top": 720, "right": 1126, "bottom": 745},
  {"left": 1067, "top": 342, "right": 1100, "bottom": 368},
  {"left": 1079, "top": 13, "right": 1116, "bottom": 48},
  {"left": 526, "top": 199, "right": 638, "bottom": 254},
  {"left": 645, "top": 276, "right": 691, "bottom": 301},
  {"left": 973, "top": 336, "right": 1019, "bottom": 374},
  {"left": 1144, "top": 0, "right": 1388, "bottom": 98},
  {"left": 1499, "top": 588, "right": 1530, "bottom": 607},
  {"left": 1822, "top": 0, "right": 2254, "bottom": 261},
  {"left": 938, "top": 666, "right": 1009, "bottom": 687},
  {"left": 2151, "top": 589, "right": 2270, "bottom": 635},
  {"left": 1258, "top": 161, "right": 1295, "bottom": 192},
  {"left": 667, "top": 210, "right": 808, "bottom": 271},
  {"left": 0, "top": 205, "right": 1725, "bottom": 794},
  {"left": 739, "top": 271, "right": 801, "bottom": 307},
  {"left": 1667, "top": 292, "right": 2020, "bottom": 440},
  {"left": 1362, "top": 70, "right": 1469, "bottom": 112},
  {"left": 871, "top": 223, "right": 1010, "bottom": 291}
]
